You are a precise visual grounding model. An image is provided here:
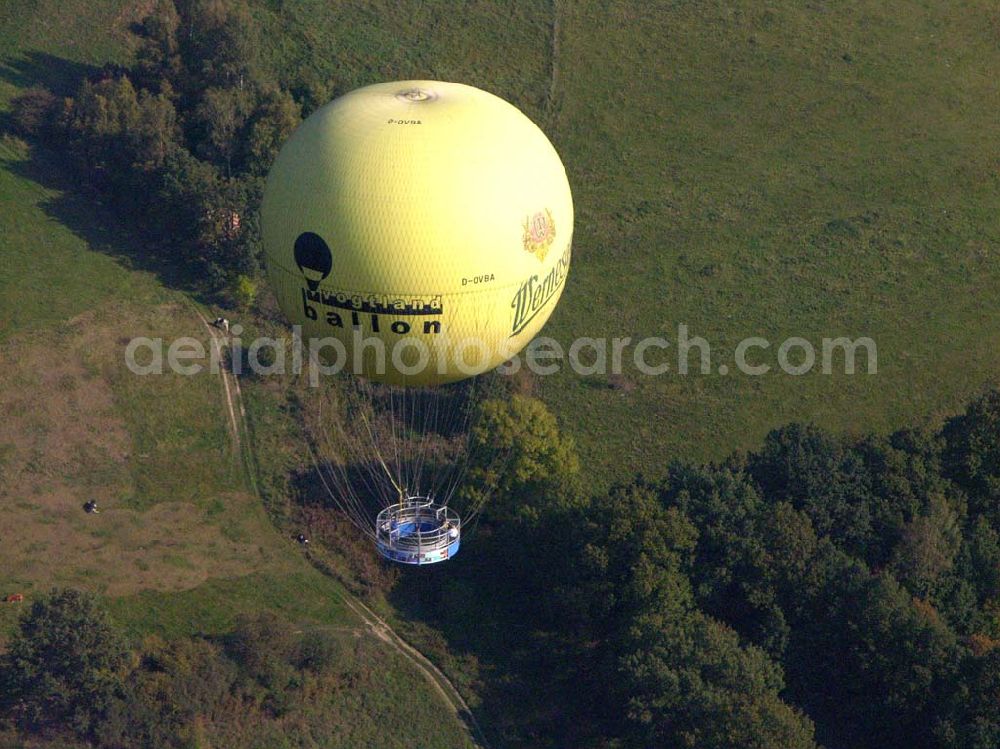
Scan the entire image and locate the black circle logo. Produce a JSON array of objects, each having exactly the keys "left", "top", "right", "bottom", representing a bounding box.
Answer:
[{"left": 294, "top": 232, "right": 332, "bottom": 291}]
